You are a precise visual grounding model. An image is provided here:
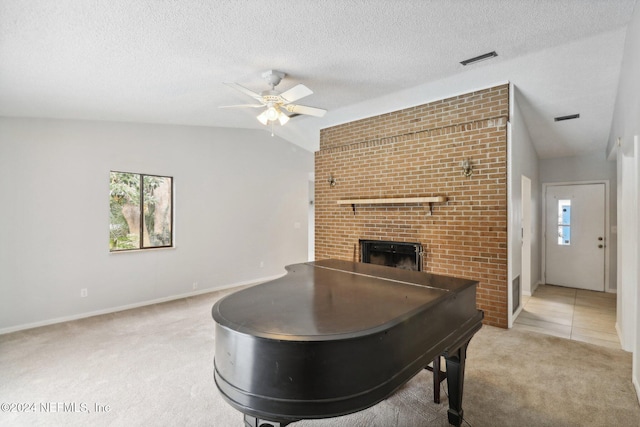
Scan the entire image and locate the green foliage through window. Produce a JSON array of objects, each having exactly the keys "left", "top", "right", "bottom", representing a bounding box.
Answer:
[{"left": 110, "top": 171, "right": 173, "bottom": 251}]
